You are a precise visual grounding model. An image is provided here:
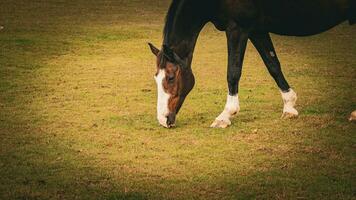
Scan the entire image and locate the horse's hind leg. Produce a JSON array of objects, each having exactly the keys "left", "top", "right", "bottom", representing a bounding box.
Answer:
[
  {"left": 211, "top": 23, "right": 248, "bottom": 128},
  {"left": 250, "top": 32, "right": 298, "bottom": 118}
]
